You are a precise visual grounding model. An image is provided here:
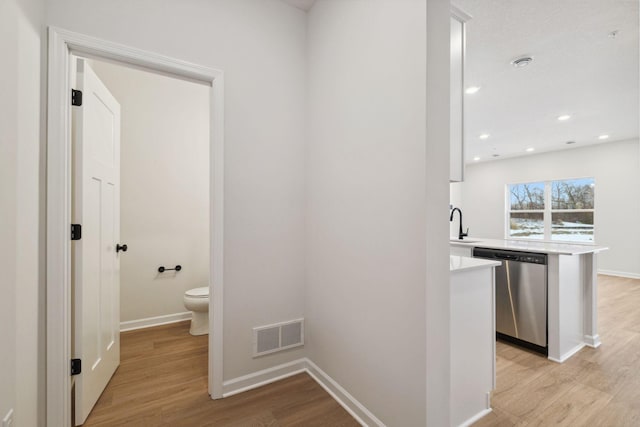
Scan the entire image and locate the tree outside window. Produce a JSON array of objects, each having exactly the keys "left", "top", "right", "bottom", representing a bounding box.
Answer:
[
  {"left": 507, "top": 178, "right": 595, "bottom": 242},
  {"left": 508, "top": 182, "right": 545, "bottom": 239}
]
